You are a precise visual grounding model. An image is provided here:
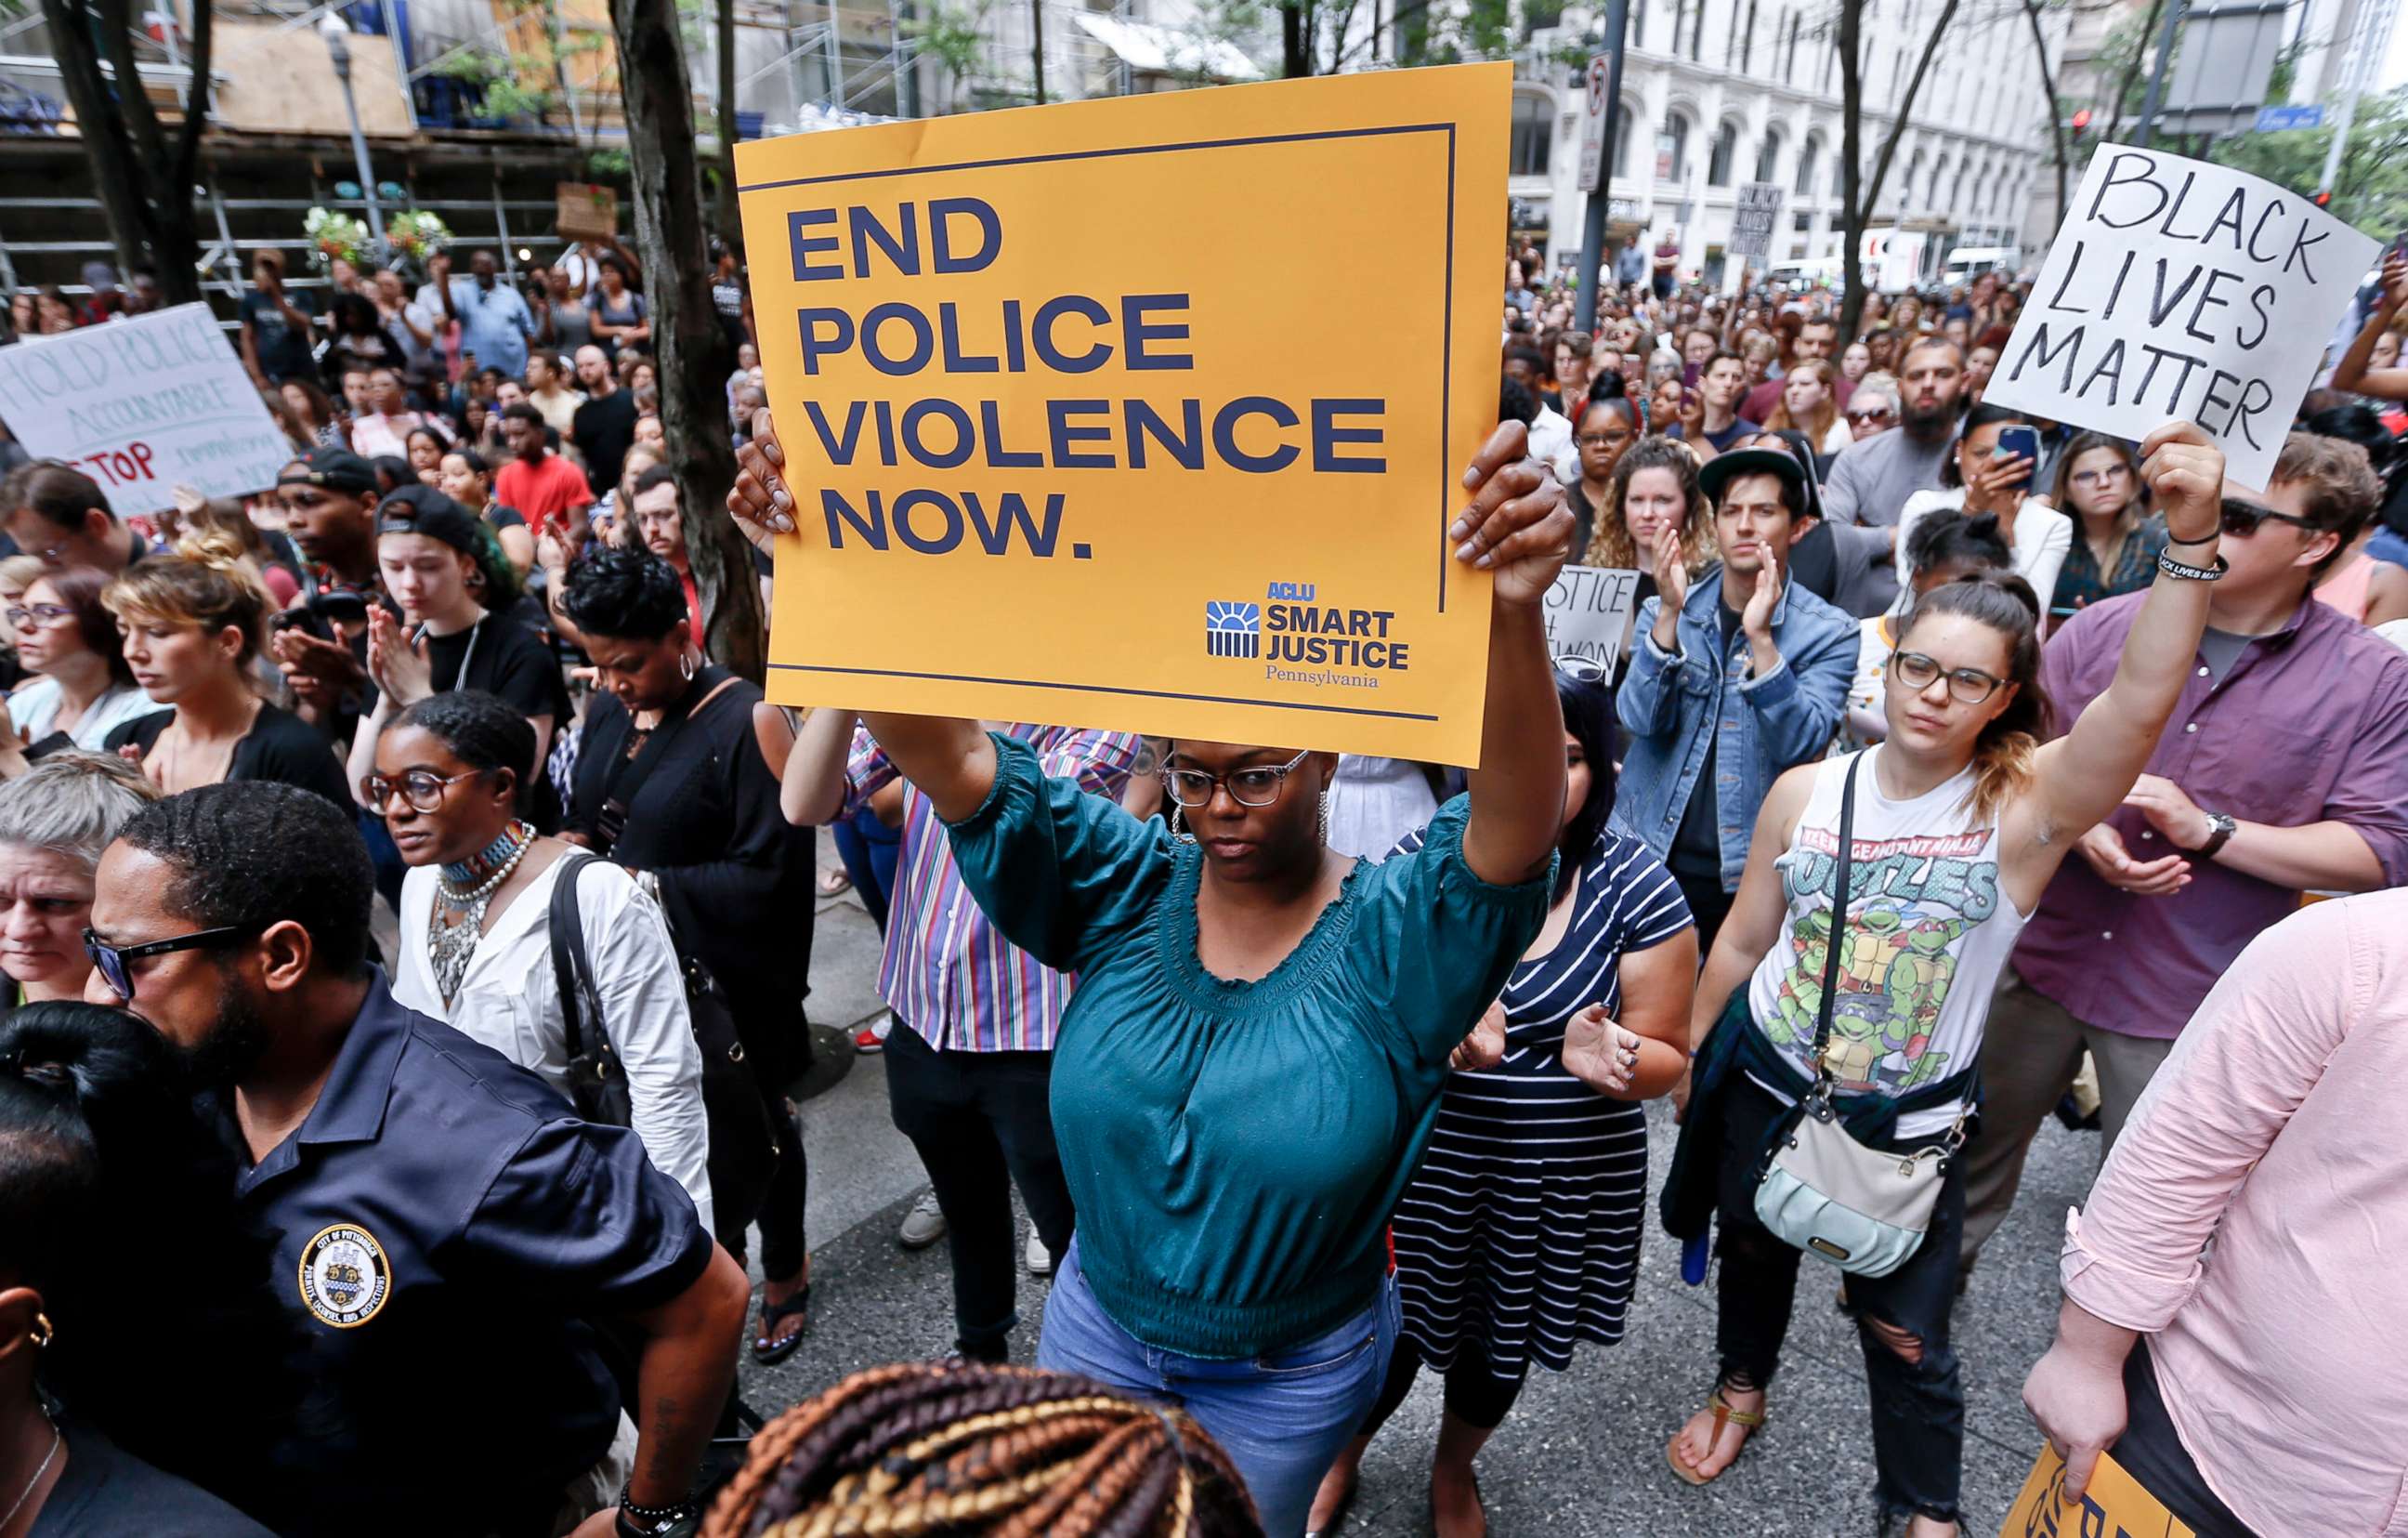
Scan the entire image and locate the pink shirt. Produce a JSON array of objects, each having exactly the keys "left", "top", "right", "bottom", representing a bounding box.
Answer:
[{"left": 2061, "top": 888, "right": 2408, "bottom": 1535}]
